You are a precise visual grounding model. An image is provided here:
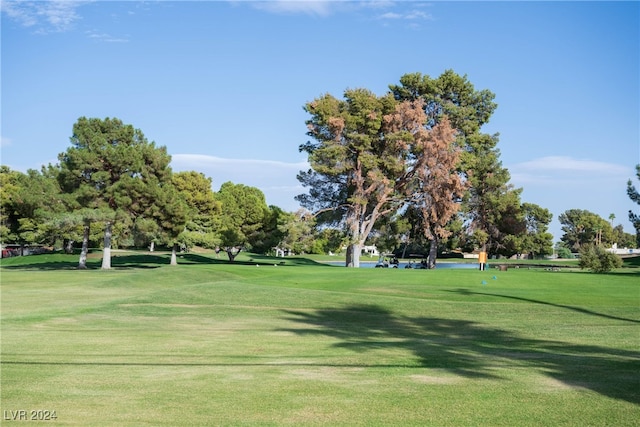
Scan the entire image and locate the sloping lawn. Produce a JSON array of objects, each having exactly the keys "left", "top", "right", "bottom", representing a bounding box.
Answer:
[{"left": 1, "top": 253, "right": 638, "bottom": 425}]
